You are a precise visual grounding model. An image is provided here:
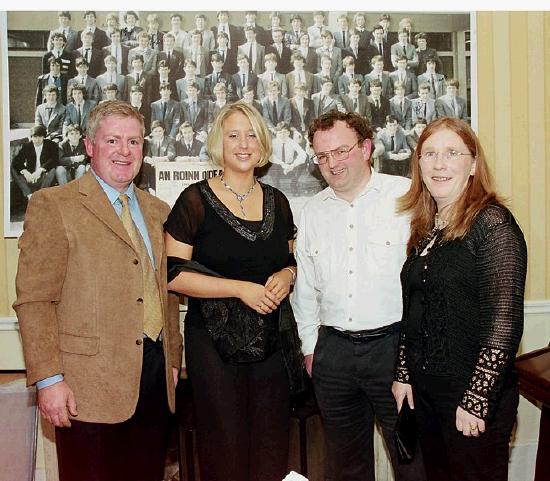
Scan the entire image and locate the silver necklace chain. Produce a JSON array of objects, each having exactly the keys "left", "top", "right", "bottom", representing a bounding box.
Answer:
[{"left": 220, "top": 174, "right": 257, "bottom": 219}]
